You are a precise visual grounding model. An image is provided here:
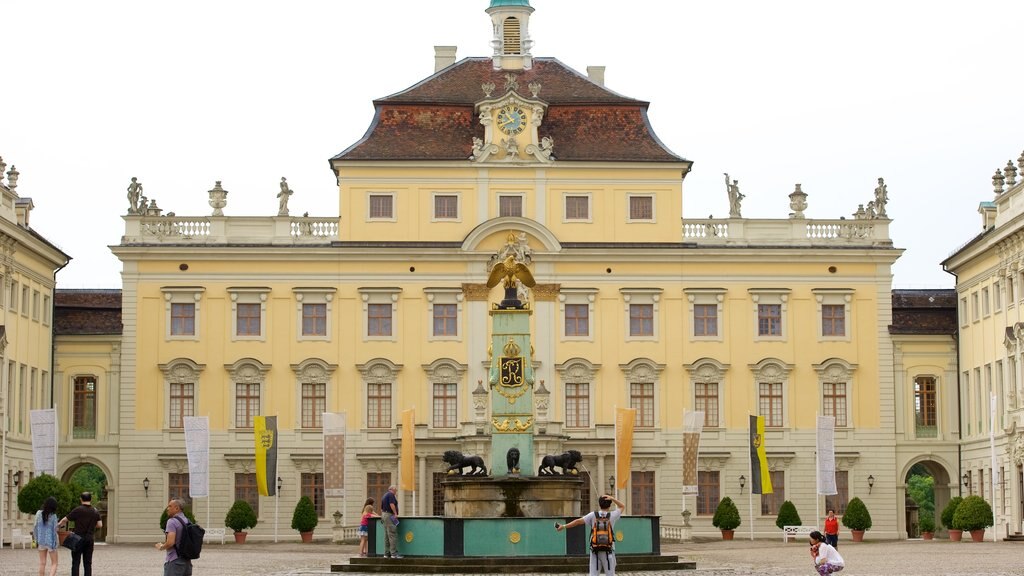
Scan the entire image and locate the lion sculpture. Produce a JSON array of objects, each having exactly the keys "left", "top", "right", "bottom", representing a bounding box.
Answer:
[
  {"left": 443, "top": 450, "right": 488, "bottom": 476},
  {"left": 506, "top": 447, "right": 521, "bottom": 474},
  {"left": 537, "top": 449, "right": 583, "bottom": 475}
]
